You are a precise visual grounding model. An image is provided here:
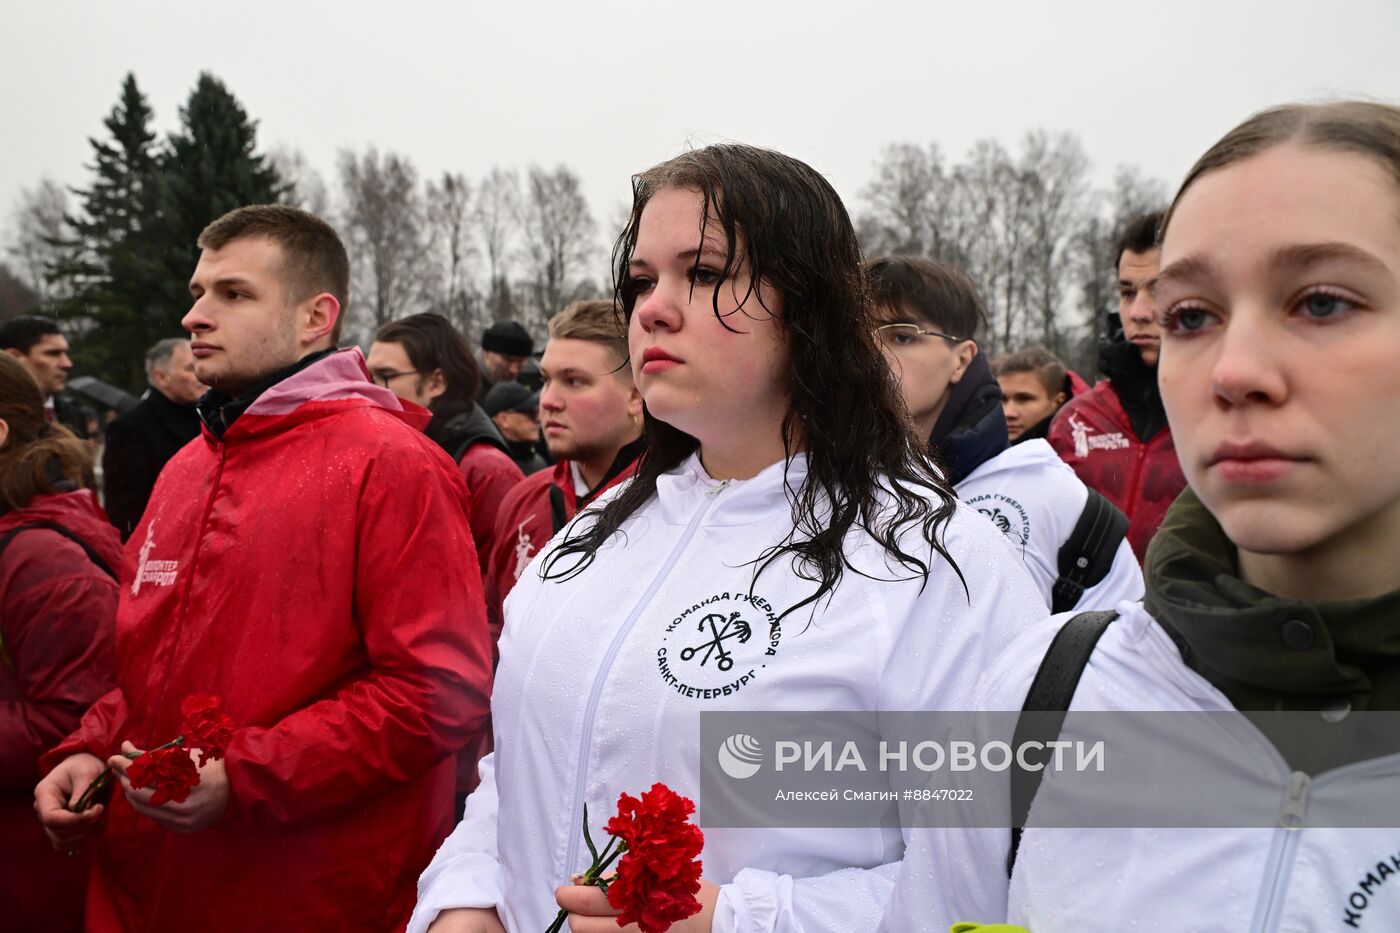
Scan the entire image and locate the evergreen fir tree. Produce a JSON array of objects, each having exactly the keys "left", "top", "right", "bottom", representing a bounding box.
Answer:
[
  {"left": 59, "top": 73, "right": 164, "bottom": 388},
  {"left": 150, "top": 72, "right": 284, "bottom": 347}
]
